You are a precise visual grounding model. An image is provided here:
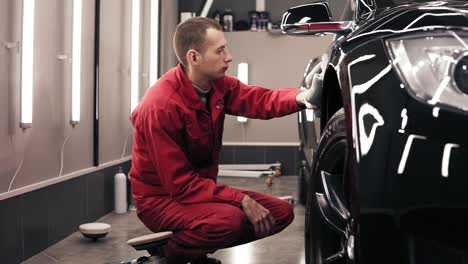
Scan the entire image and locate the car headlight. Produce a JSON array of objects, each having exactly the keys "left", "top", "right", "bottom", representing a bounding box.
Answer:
[{"left": 386, "top": 31, "right": 468, "bottom": 112}]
